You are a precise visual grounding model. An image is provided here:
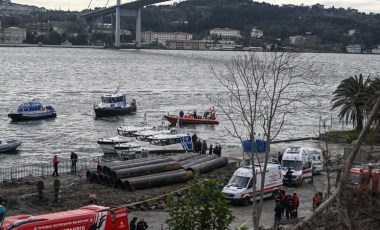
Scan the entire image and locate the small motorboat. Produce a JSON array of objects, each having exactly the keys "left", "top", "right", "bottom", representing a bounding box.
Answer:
[
  {"left": 114, "top": 133, "right": 193, "bottom": 157},
  {"left": 164, "top": 108, "right": 219, "bottom": 125},
  {"left": 97, "top": 136, "right": 134, "bottom": 154},
  {"left": 94, "top": 88, "right": 137, "bottom": 117},
  {"left": 134, "top": 126, "right": 178, "bottom": 141},
  {"left": 0, "top": 138, "right": 22, "bottom": 152},
  {"left": 8, "top": 99, "right": 57, "bottom": 121},
  {"left": 117, "top": 112, "right": 154, "bottom": 136}
]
